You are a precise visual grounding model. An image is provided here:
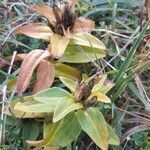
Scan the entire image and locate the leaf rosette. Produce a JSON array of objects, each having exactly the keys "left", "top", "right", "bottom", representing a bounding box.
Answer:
[
  {"left": 14, "top": 1, "right": 106, "bottom": 61},
  {"left": 10, "top": 72, "right": 119, "bottom": 150}
]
